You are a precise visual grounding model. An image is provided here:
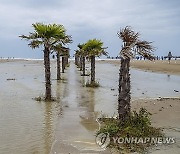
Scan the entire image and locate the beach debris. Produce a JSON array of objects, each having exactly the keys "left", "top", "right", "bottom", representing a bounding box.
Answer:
[
  {"left": 34, "top": 96, "right": 42, "bottom": 101},
  {"left": 64, "top": 105, "right": 69, "bottom": 108},
  {"left": 174, "top": 90, "right": 179, "bottom": 93},
  {"left": 33, "top": 96, "right": 56, "bottom": 102},
  {"left": 6, "top": 78, "right": 16, "bottom": 81},
  {"left": 170, "top": 105, "right": 172, "bottom": 107},
  {"left": 155, "top": 147, "right": 161, "bottom": 150}
]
